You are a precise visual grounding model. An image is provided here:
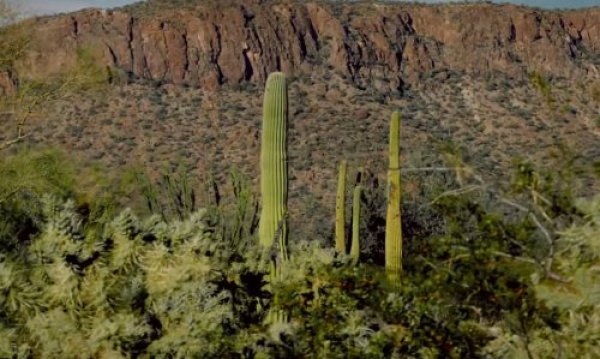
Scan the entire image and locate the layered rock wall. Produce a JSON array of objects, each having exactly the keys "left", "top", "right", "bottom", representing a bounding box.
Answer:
[{"left": 3, "top": 1, "right": 600, "bottom": 93}]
